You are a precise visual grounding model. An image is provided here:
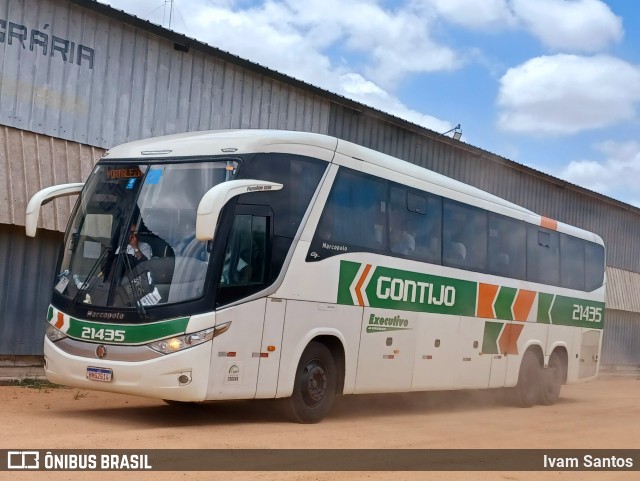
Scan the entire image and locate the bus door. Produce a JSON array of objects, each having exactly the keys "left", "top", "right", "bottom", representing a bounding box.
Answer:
[
  {"left": 355, "top": 307, "right": 417, "bottom": 393},
  {"left": 208, "top": 205, "right": 273, "bottom": 399}
]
